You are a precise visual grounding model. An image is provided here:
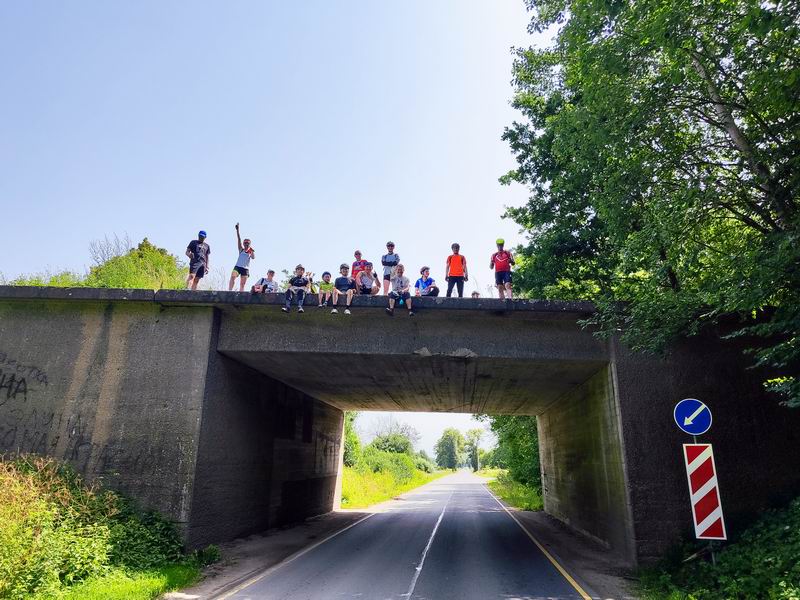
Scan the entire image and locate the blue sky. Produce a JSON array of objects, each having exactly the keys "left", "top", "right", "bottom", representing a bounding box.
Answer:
[{"left": 1, "top": 1, "right": 548, "bottom": 448}]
